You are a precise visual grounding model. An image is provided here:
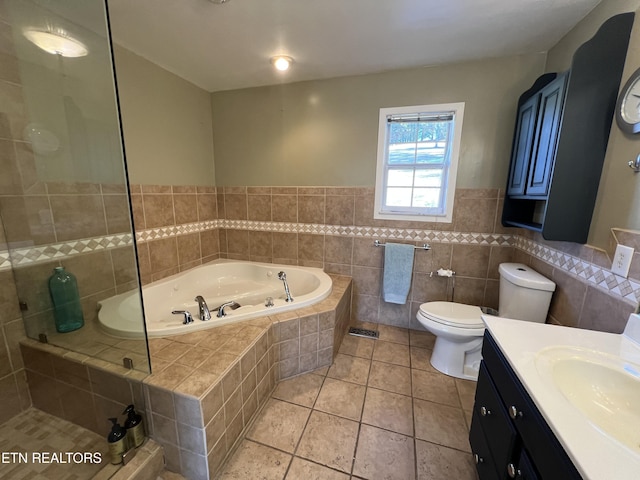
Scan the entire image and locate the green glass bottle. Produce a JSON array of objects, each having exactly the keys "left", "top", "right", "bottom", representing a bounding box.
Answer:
[{"left": 48, "top": 266, "right": 84, "bottom": 333}]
